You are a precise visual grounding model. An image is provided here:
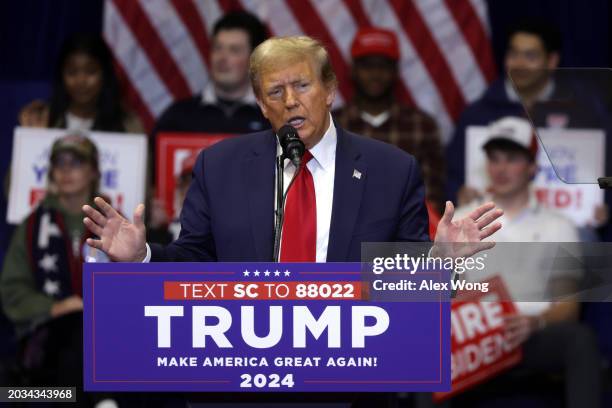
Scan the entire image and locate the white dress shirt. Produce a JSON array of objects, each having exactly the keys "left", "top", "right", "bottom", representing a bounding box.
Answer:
[
  {"left": 144, "top": 114, "right": 338, "bottom": 263},
  {"left": 278, "top": 115, "right": 337, "bottom": 262}
]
